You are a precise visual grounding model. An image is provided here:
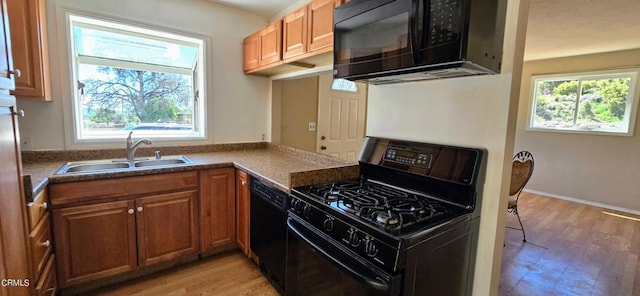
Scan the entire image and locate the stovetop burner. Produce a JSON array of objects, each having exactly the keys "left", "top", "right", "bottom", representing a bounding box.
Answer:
[{"left": 304, "top": 179, "right": 452, "bottom": 233}]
